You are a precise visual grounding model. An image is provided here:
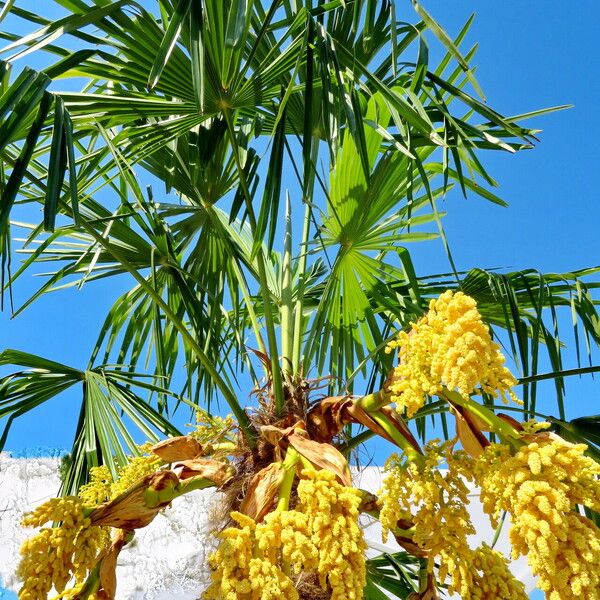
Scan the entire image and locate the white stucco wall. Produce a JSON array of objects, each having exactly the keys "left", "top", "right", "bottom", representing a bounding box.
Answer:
[{"left": 0, "top": 454, "right": 536, "bottom": 598}]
